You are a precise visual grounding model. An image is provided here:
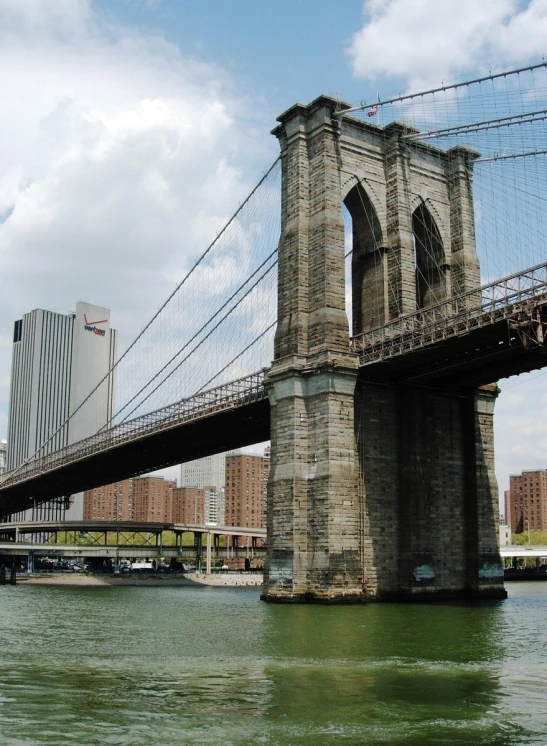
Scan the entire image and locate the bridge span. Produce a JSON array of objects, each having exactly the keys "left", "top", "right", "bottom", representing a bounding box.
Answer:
[
  {"left": 1, "top": 262, "right": 546, "bottom": 520},
  {"left": 0, "top": 374, "right": 269, "bottom": 517}
]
